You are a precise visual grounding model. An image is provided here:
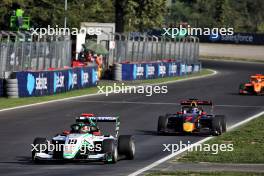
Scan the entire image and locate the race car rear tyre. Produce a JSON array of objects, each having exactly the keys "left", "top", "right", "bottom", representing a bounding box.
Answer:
[
  {"left": 103, "top": 139, "right": 118, "bottom": 164},
  {"left": 157, "top": 116, "right": 168, "bottom": 134},
  {"left": 215, "top": 115, "right": 227, "bottom": 133},
  {"left": 211, "top": 117, "right": 222, "bottom": 136},
  {"left": 118, "top": 135, "right": 135, "bottom": 160},
  {"left": 32, "top": 137, "right": 48, "bottom": 162}
]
